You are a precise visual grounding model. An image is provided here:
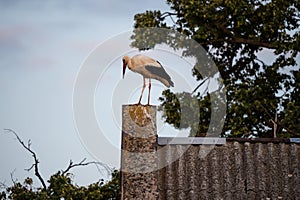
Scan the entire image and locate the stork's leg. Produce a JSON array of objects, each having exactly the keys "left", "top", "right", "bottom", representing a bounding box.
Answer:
[
  {"left": 138, "top": 78, "right": 146, "bottom": 104},
  {"left": 147, "top": 79, "right": 151, "bottom": 105}
]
